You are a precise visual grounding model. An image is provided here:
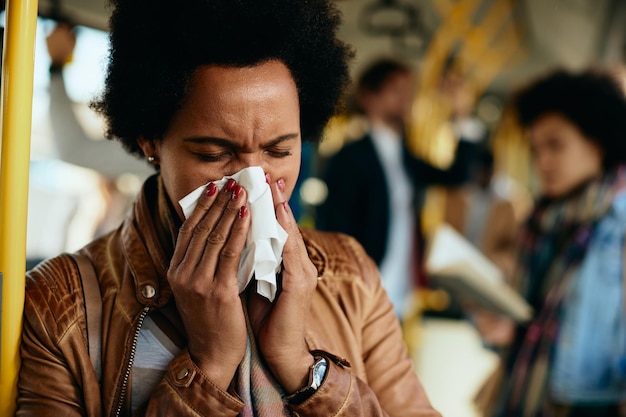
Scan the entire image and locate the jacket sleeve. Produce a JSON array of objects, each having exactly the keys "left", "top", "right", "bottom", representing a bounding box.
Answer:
[
  {"left": 140, "top": 350, "right": 244, "bottom": 417},
  {"left": 288, "top": 236, "right": 441, "bottom": 417},
  {"left": 409, "top": 139, "right": 476, "bottom": 187},
  {"left": 17, "top": 256, "right": 103, "bottom": 417}
]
